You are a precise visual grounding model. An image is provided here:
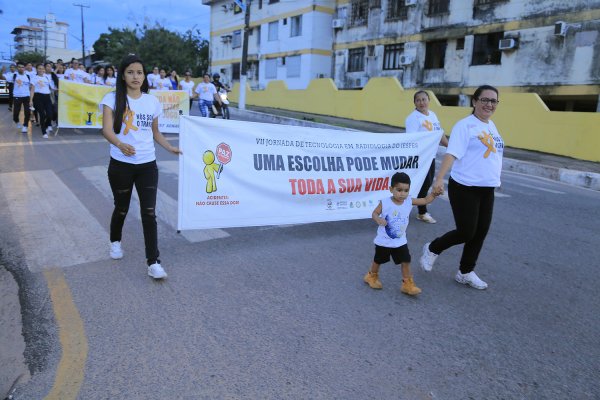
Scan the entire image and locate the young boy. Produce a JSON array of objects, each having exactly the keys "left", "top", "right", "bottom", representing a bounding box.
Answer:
[{"left": 364, "top": 172, "right": 440, "bottom": 295}]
